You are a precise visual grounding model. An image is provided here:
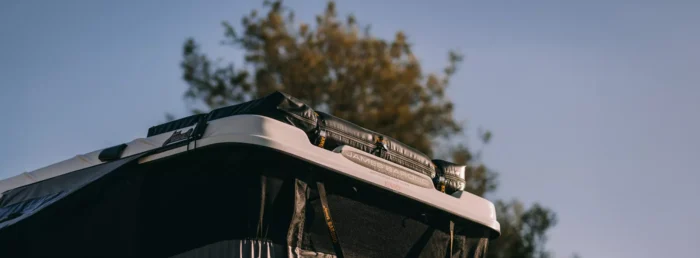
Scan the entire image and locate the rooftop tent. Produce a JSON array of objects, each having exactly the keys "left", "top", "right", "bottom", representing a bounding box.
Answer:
[{"left": 0, "top": 92, "right": 500, "bottom": 258}]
